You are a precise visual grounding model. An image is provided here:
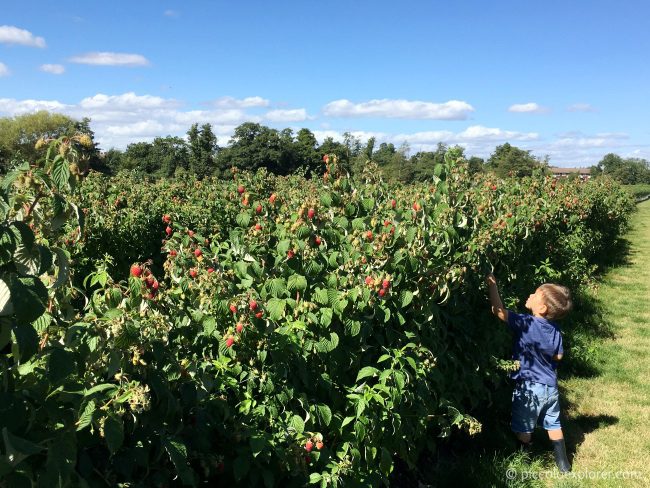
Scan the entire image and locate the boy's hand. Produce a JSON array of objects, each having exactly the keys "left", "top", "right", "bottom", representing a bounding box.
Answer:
[{"left": 486, "top": 273, "right": 497, "bottom": 286}]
